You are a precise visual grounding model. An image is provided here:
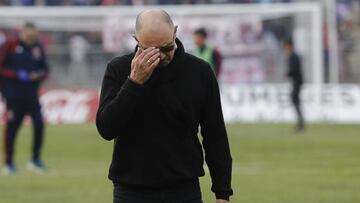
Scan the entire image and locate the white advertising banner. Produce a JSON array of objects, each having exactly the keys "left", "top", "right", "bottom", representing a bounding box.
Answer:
[
  {"left": 221, "top": 84, "right": 360, "bottom": 123},
  {"left": 0, "top": 89, "right": 99, "bottom": 124},
  {"left": 1, "top": 85, "right": 359, "bottom": 124}
]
